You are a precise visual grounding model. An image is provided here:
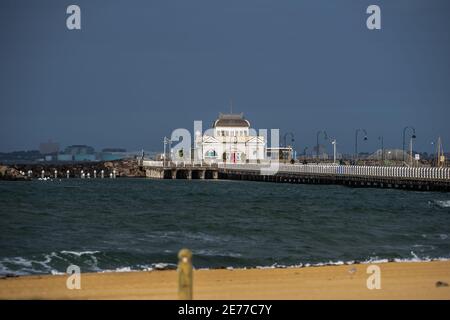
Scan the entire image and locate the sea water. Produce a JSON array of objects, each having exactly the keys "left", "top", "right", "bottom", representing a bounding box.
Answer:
[{"left": 0, "top": 179, "right": 449, "bottom": 275}]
